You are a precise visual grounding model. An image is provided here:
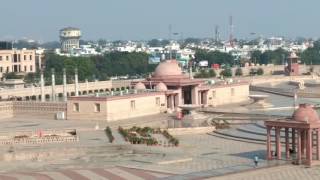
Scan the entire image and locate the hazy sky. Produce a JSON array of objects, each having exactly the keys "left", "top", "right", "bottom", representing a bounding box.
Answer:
[{"left": 1, "top": 0, "right": 319, "bottom": 42}]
